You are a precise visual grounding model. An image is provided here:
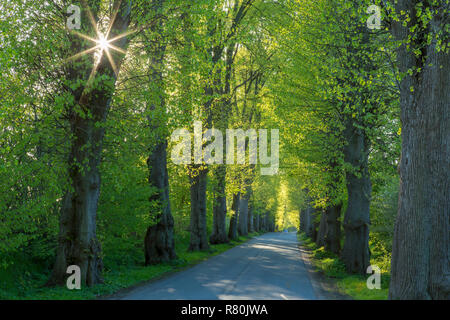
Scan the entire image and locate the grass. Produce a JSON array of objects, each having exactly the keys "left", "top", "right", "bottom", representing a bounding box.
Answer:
[
  {"left": 0, "top": 232, "right": 261, "bottom": 300},
  {"left": 298, "top": 233, "right": 390, "bottom": 300}
]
